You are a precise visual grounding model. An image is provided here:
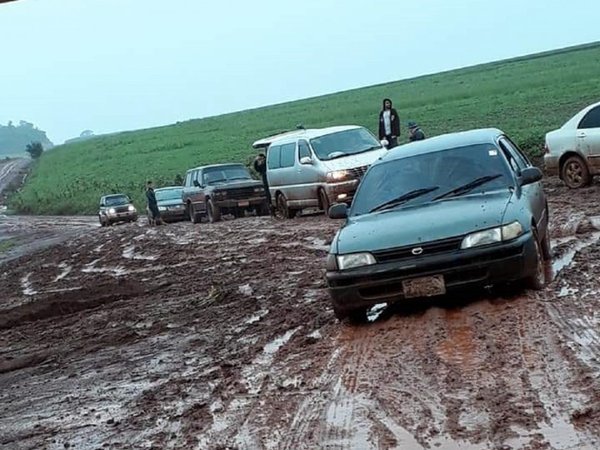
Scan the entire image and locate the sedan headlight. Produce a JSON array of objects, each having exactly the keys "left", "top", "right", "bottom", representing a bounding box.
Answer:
[
  {"left": 336, "top": 252, "right": 376, "bottom": 270},
  {"left": 461, "top": 221, "right": 524, "bottom": 249},
  {"left": 108, "top": 208, "right": 116, "bottom": 214},
  {"left": 128, "top": 205, "right": 136, "bottom": 212},
  {"left": 327, "top": 170, "right": 350, "bottom": 182},
  {"left": 158, "top": 206, "right": 167, "bottom": 211}
]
